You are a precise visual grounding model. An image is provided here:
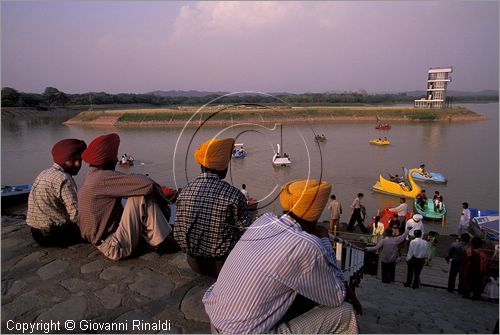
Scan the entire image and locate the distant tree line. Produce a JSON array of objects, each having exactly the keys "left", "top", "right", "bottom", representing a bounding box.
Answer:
[{"left": 2, "top": 86, "right": 498, "bottom": 109}]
